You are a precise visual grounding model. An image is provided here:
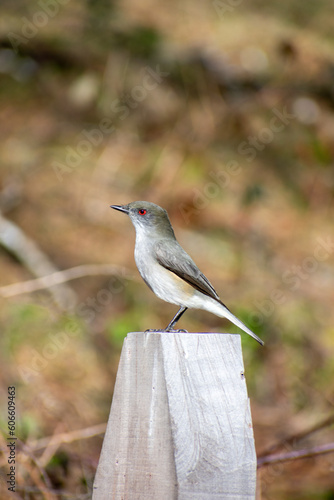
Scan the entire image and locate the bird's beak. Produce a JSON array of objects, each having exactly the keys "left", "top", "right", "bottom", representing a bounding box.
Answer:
[{"left": 110, "top": 204, "right": 129, "bottom": 214}]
